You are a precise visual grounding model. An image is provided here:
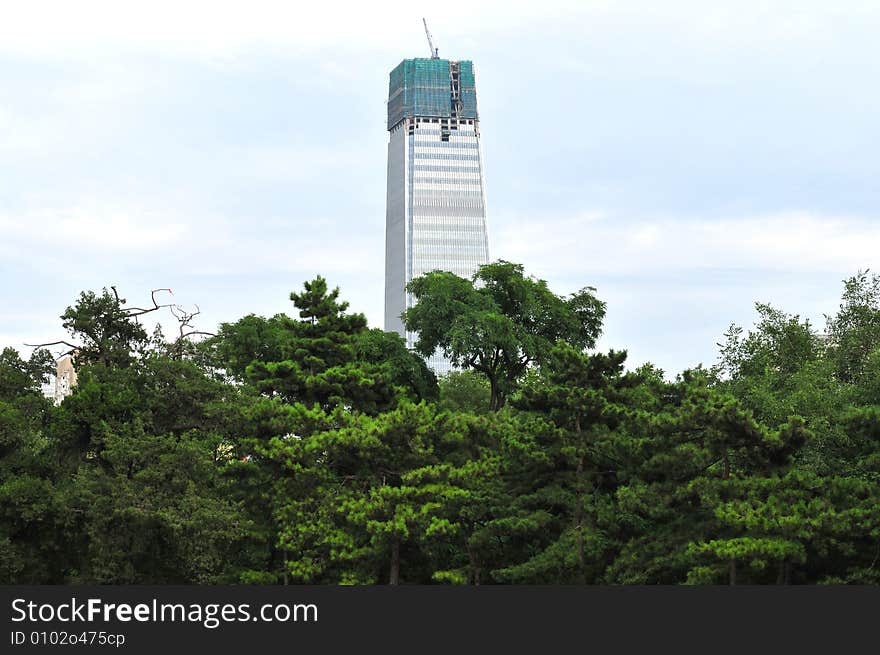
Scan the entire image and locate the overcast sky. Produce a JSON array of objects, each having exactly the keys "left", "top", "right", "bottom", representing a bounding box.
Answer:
[{"left": 2, "top": 1, "right": 879, "bottom": 376}]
